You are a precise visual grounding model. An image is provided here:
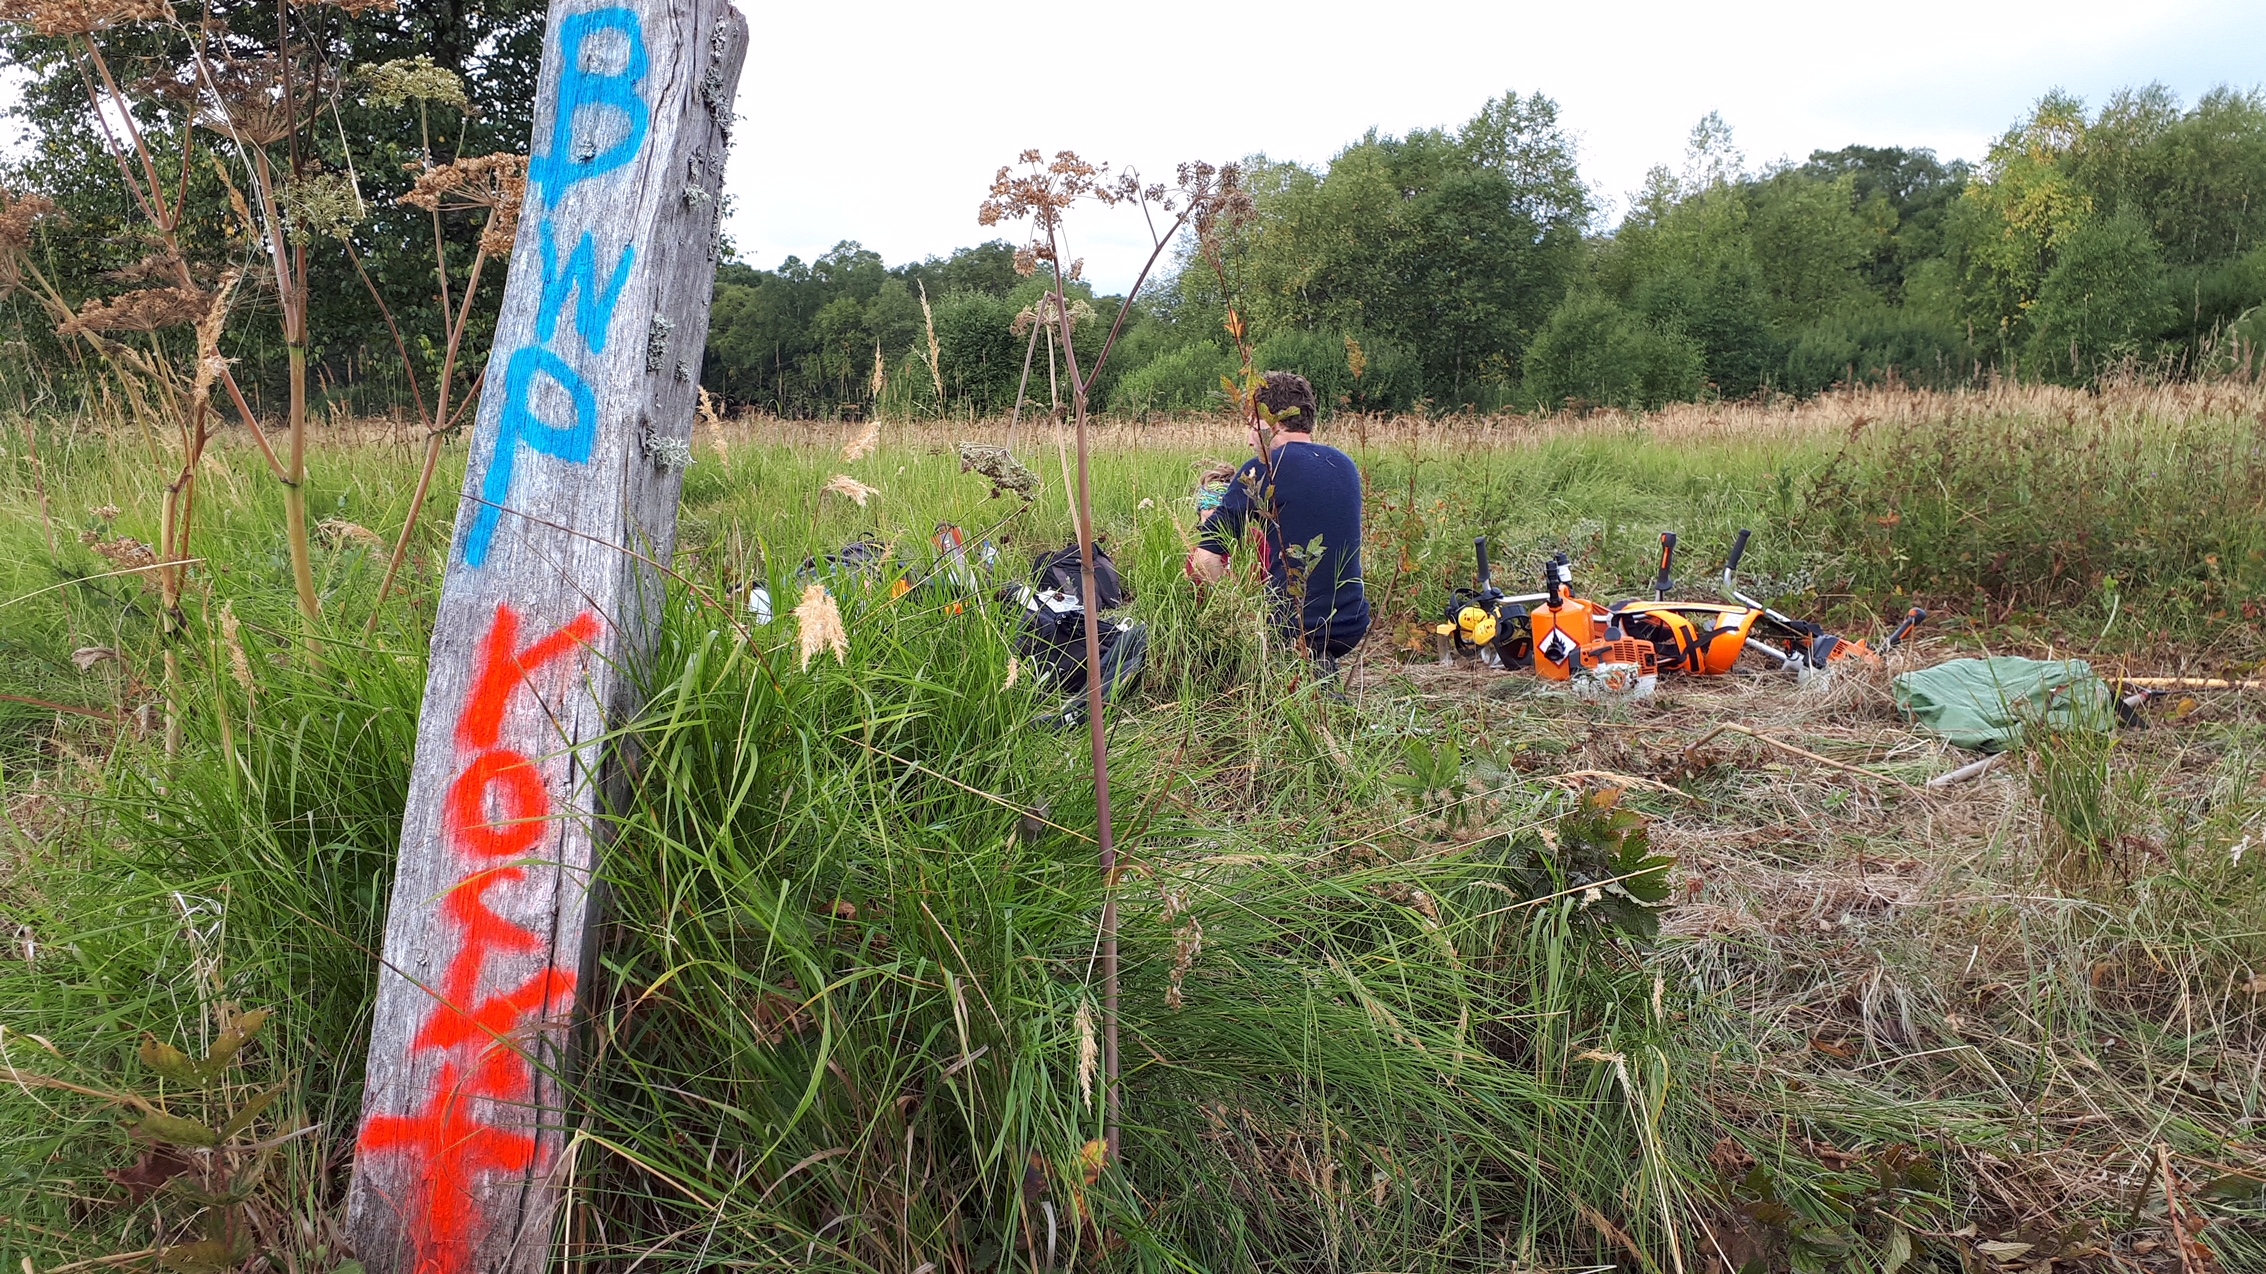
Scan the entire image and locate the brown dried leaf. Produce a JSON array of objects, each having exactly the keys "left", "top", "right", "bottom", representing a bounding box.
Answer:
[
  {"left": 71, "top": 646, "right": 120, "bottom": 671},
  {"left": 107, "top": 1144, "right": 191, "bottom": 1206},
  {"left": 317, "top": 518, "right": 384, "bottom": 550}
]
